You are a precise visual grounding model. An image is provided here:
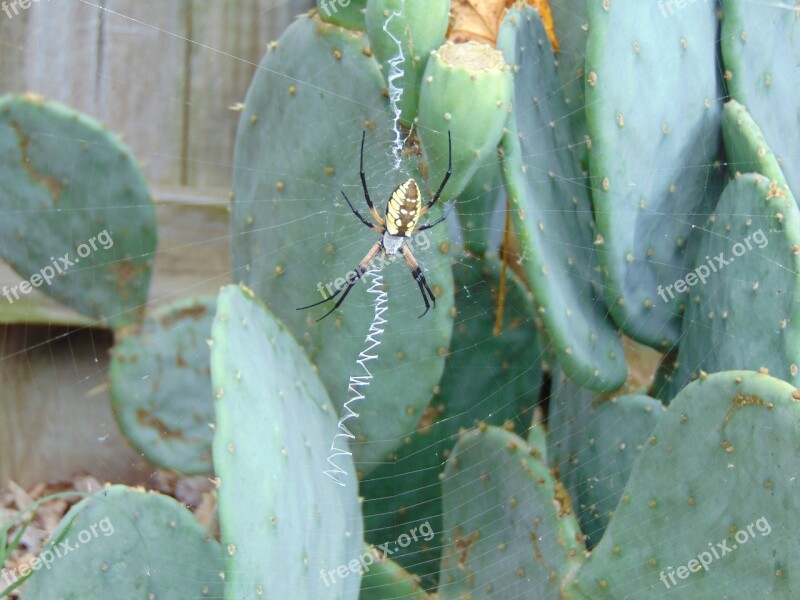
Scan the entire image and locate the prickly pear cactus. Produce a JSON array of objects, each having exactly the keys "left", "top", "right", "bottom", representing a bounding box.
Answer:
[
  {"left": 527, "top": 421, "right": 548, "bottom": 463},
  {"left": 0, "top": 94, "right": 156, "bottom": 327},
  {"left": 417, "top": 40, "right": 512, "bottom": 202},
  {"left": 585, "top": 0, "right": 723, "bottom": 349},
  {"left": 722, "top": 100, "right": 792, "bottom": 193},
  {"left": 453, "top": 151, "right": 503, "bottom": 256},
  {"left": 360, "top": 545, "right": 430, "bottom": 600},
  {"left": 565, "top": 371, "right": 800, "bottom": 598},
  {"left": 231, "top": 13, "right": 455, "bottom": 472},
  {"left": 671, "top": 173, "right": 800, "bottom": 393},
  {"left": 23, "top": 485, "right": 223, "bottom": 599},
  {"left": 109, "top": 296, "right": 216, "bottom": 474},
  {"left": 317, "top": 0, "right": 368, "bottom": 30},
  {"left": 498, "top": 6, "right": 627, "bottom": 393},
  {"left": 211, "top": 284, "right": 363, "bottom": 599},
  {"left": 546, "top": 367, "right": 593, "bottom": 476},
  {"left": 365, "top": 0, "right": 450, "bottom": 127},
  {"left": 721, "top": 0, "right": 800, "bottom": 199},
  {"left": 438, "top": 425, "right": 585, "bottom": 600},
  {"left": 549, "top": 0, "right": 589, "bottom": 165},
  {"left": 360, "top": 255, "right": 543, "bottom": 586},
  {"left": 547, "top": 368, "right": 665, "bottom": 546}
]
